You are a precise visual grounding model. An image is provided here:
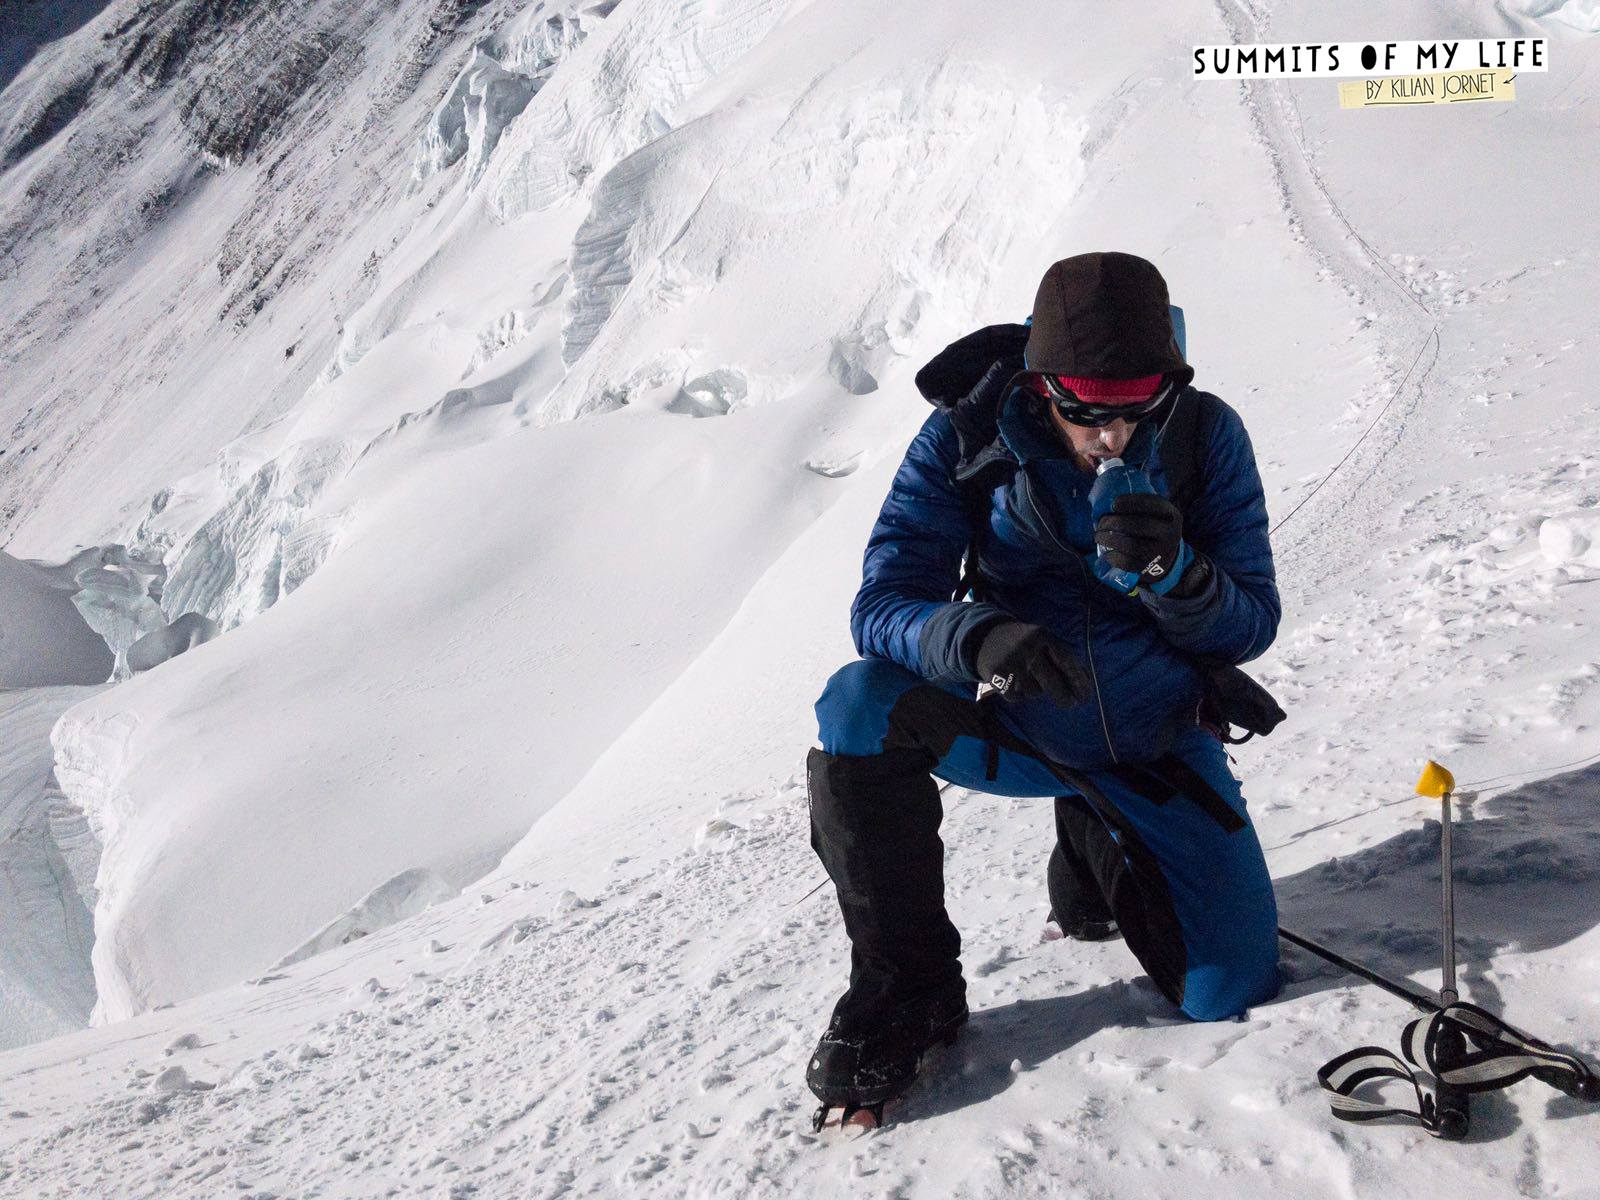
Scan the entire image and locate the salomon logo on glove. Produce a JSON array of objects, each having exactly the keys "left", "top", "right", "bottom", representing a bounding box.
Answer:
[{"left": 973, "top": 622, "right": 1092, "bottom": 707}]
